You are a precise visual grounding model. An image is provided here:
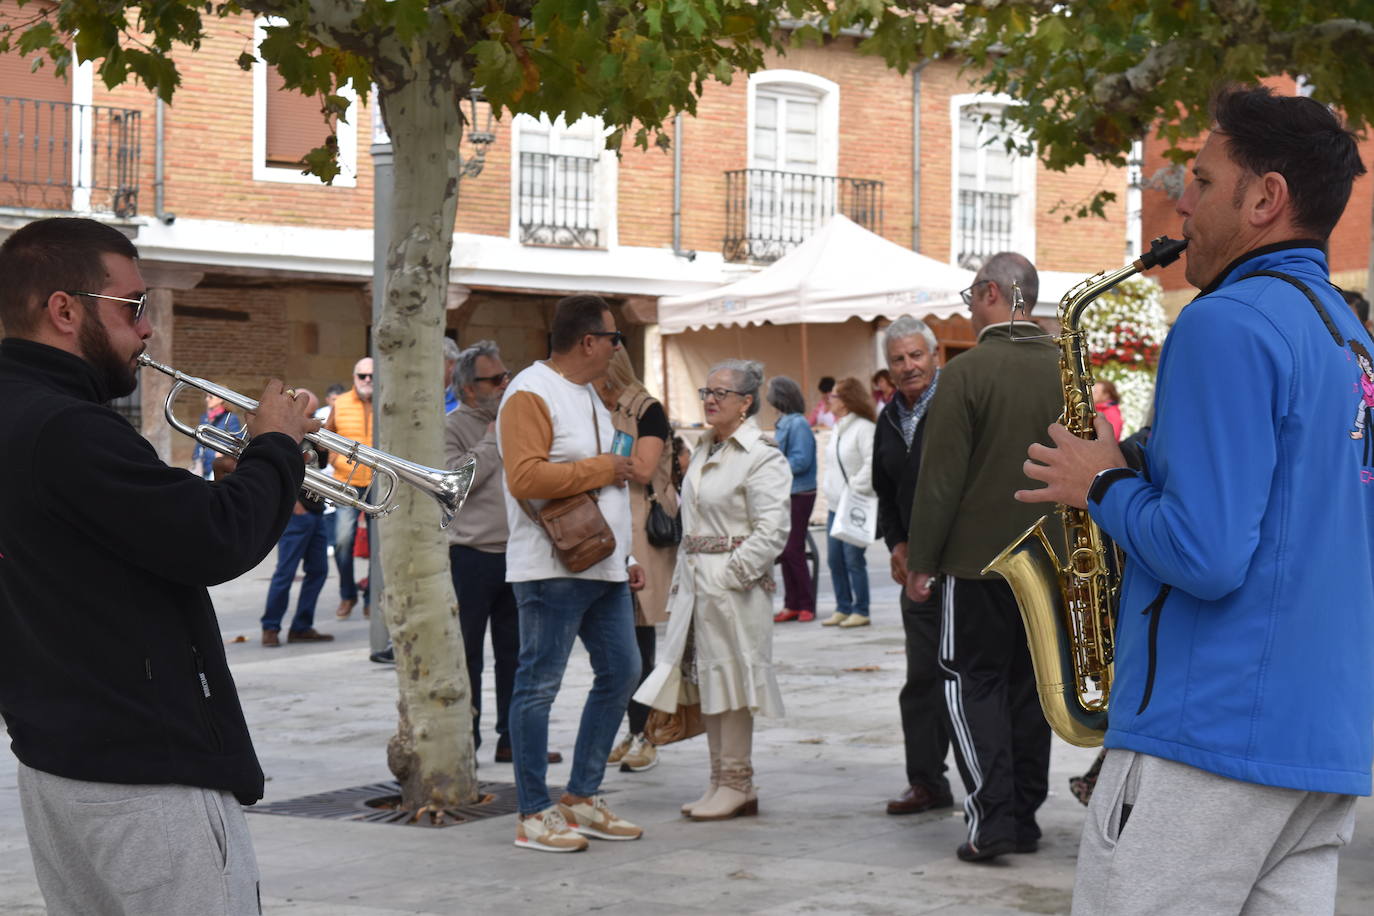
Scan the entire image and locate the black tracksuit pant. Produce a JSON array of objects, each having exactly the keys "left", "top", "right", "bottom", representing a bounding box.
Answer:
[
  {"left": 939, "top": 576, "right": 1051, "bottom": 848},
  {"left": 899, "top": 590, "right": 954, "bottom": 795}
]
